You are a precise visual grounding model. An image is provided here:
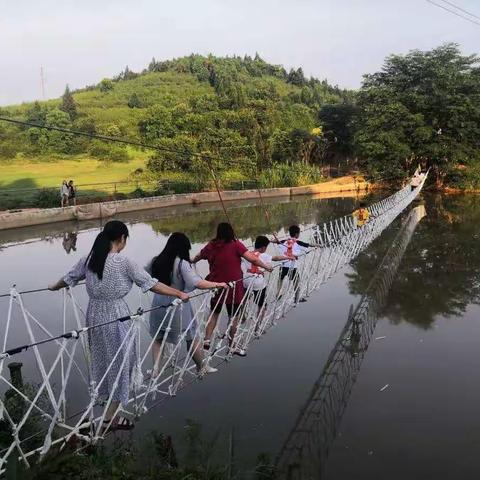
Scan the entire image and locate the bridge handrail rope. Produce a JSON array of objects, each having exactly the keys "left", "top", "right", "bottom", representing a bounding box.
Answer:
[
  {"left": 275, "top": 204, "right": 427, "bottom": 479},
  {"left": 0, "top": 172, "right": 427, "bottom": 470}
]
